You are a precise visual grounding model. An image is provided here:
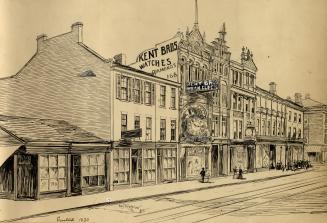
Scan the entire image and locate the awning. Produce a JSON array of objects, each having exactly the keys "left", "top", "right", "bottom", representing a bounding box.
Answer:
[
  {"left": 305, "top": 145, "right": 322, "bottom": 153},
  {"left": 0, "top": 145, "right": 21, "bottom": 166}
]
